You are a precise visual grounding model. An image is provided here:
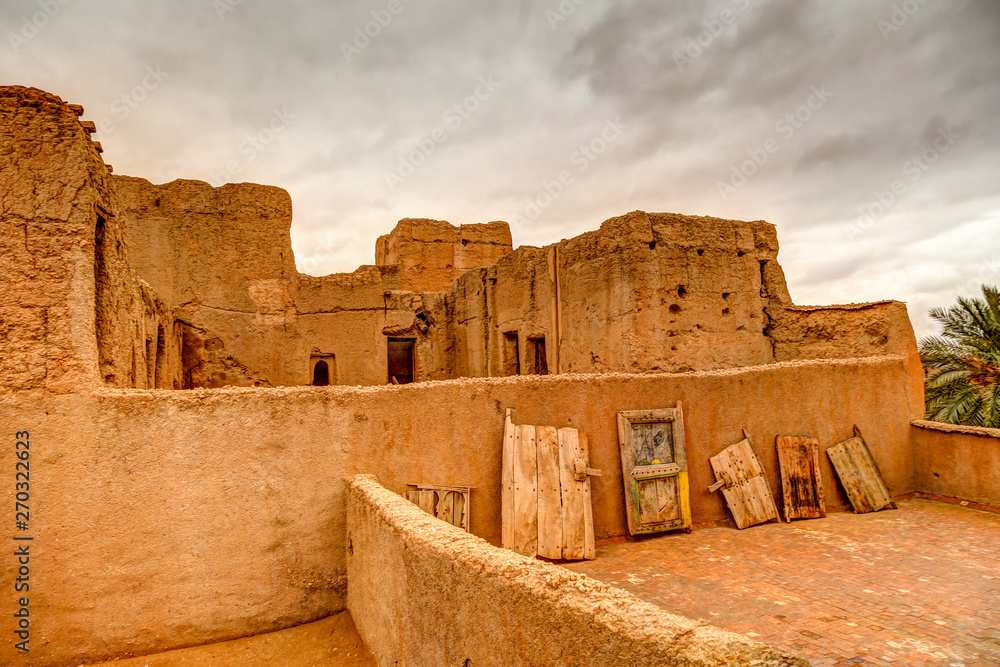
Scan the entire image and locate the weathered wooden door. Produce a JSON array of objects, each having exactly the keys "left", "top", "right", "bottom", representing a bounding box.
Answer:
[
  {"left": 708, "top": 429, "right": 779, "bottom": 529},
  {"left": 776, "top": 436, "right": 826, "bottom": 522},
  {"left": 501, "top": 411, "right": 600, "bottom": 560},
  {"left": 617, "top": 406, "right": 691, "bottom": 536},
  {"left": 827, "top": 426, "right": 897, "bottom": 514}
]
